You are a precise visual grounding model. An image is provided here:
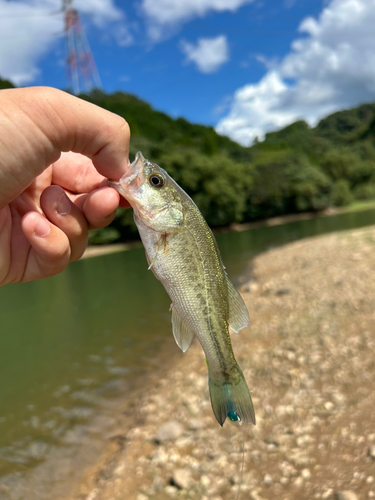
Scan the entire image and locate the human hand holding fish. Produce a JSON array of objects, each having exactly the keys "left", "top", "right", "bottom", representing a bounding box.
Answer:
[
  {"left": 109, "top": 152, "right": 256, "bottom": 426},
  {"left": 0, "top": 87, "right": 130, "bottom": 285}
]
